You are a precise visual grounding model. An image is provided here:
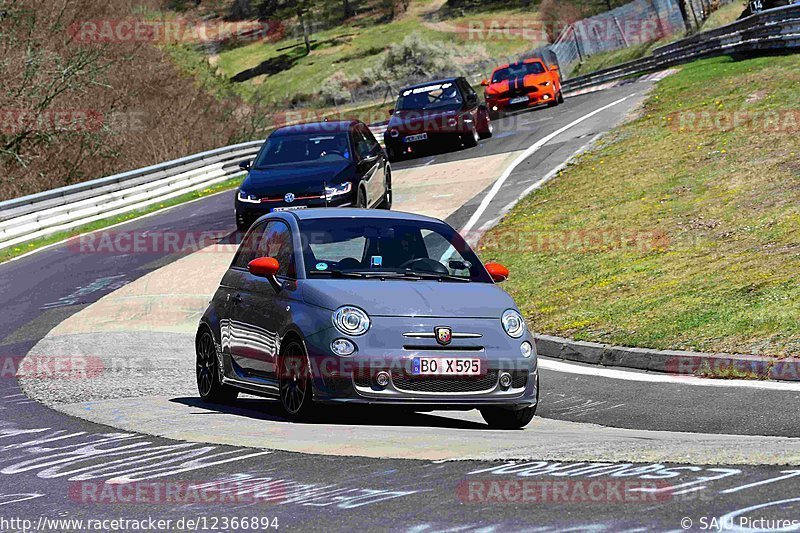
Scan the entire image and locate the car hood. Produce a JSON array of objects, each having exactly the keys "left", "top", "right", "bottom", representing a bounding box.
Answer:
[
  {"left": 242, "top": 161, "right": 354, "bottom": 197},
  {"left": 486, "top": 73, "right": 550, "bottom": 95},
  {"left": 301, "top": 279, "right": 517, "bottom": 318}
]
